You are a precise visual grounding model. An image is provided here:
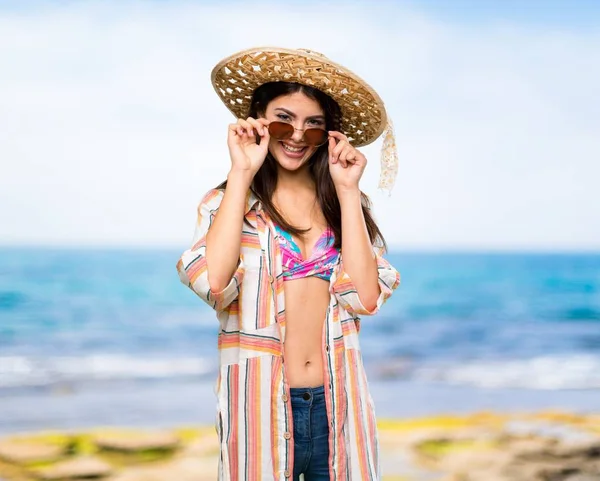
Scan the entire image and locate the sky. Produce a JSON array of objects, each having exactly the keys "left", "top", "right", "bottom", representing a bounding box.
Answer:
[{"left": 1, "top": 0, "right": 599, "bottom": 251}]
